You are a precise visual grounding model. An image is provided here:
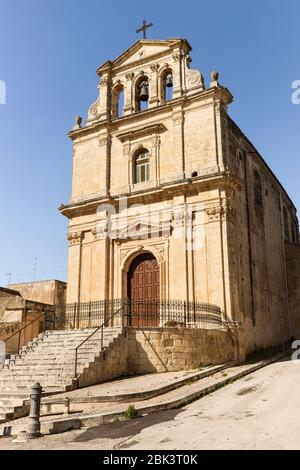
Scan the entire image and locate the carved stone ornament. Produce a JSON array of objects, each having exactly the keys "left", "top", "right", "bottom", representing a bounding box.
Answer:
[
  {"left": 186, "top": 70, "right": 204, "bottom": 89},
  {"left": 210, "top": 70, "right": 219, "bottom": 82},
  {"left": 87, "top": 97, "right": 100, "bottom": 122},
  {"left": 205, "top": 205, "right": 236, "bottom": 223},
  {"left": 172, "top": 210, "right": 185, "bottom": 228},
  {"left": 73, "top": 115, "right": 82, "bottom": 130},
  {"left": 67, "top": 232, "right": 82, "bottom": 246},
  {"left": 99, "top": 137, "right": 108, "bottom": 147},
  {"left": 172, "top": 113, "right": 183, "bottom": 126},
  {"left": 150, "top": 63, "right": 159, "bottom": 72},
  {"left": 100, "top": 78, "right": 108, "bottom": 87},
  {"left": 93, "top": 222, "right": 109, "bottom": 240},
  {"left": 125, "top": 72, "right": 135, "bottom": 81}
]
